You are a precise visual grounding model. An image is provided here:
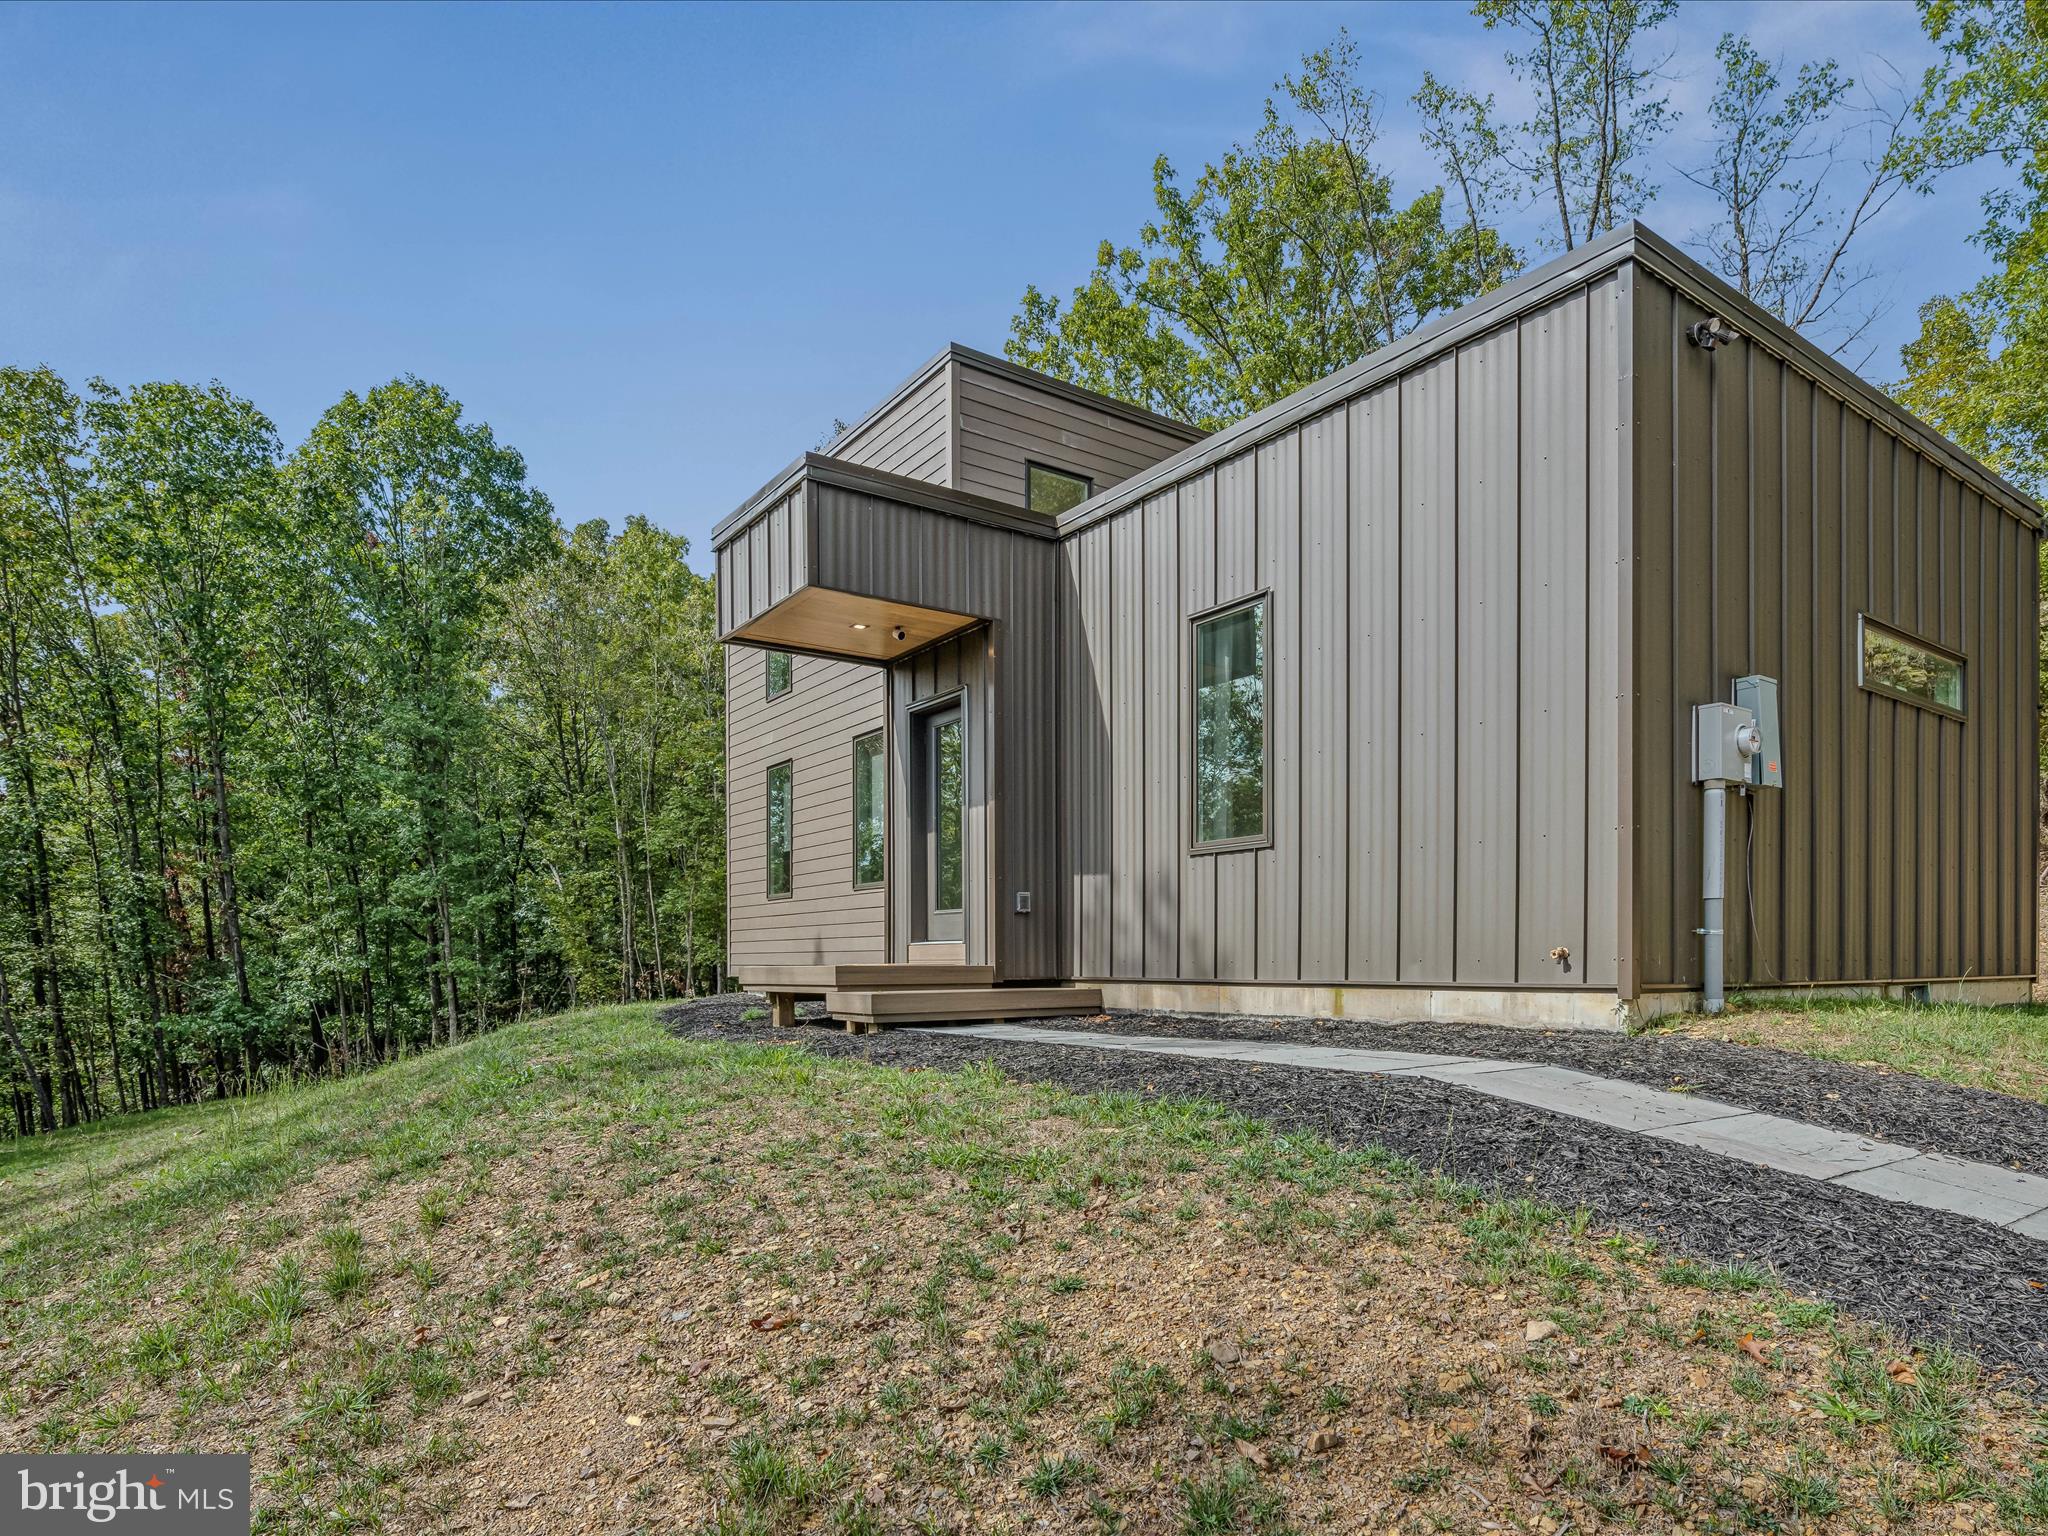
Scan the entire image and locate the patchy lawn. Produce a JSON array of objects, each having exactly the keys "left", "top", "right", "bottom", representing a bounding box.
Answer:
[
  {"left": 1, "top": 1005, "right": 2044, "bottom": 1535},
  {"left": 1658, "top": 994, "right": 2048, "bottom": 1106}
]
